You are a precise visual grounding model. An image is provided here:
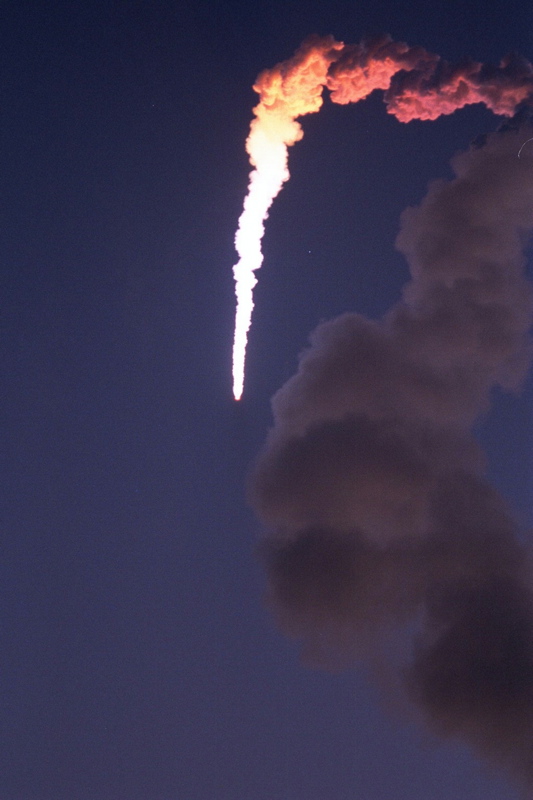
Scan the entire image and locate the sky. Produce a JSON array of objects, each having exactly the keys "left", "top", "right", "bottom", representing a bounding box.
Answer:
[{"left": 2, "top": 2, "right": 533, "bottom": 799}]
